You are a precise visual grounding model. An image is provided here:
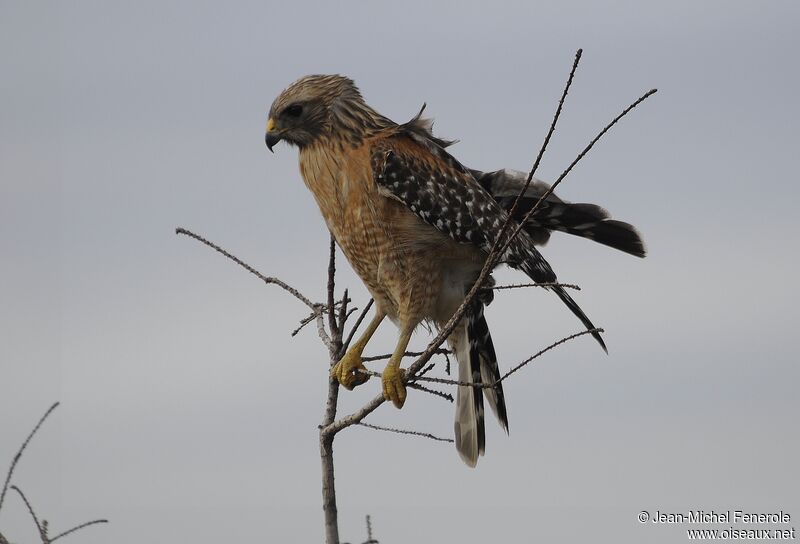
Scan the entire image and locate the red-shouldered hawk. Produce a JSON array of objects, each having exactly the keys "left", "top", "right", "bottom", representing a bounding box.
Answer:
[{"left": 265, "top": 75, "right": 644, "bottom": 466}]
